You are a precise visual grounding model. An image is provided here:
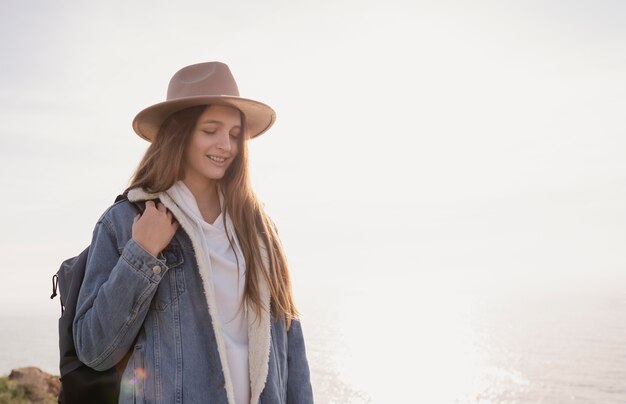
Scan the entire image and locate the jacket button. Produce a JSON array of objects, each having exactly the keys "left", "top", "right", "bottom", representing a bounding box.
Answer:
[{"left": 152, "top": 265, "right": 162, "bottom": 274}]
